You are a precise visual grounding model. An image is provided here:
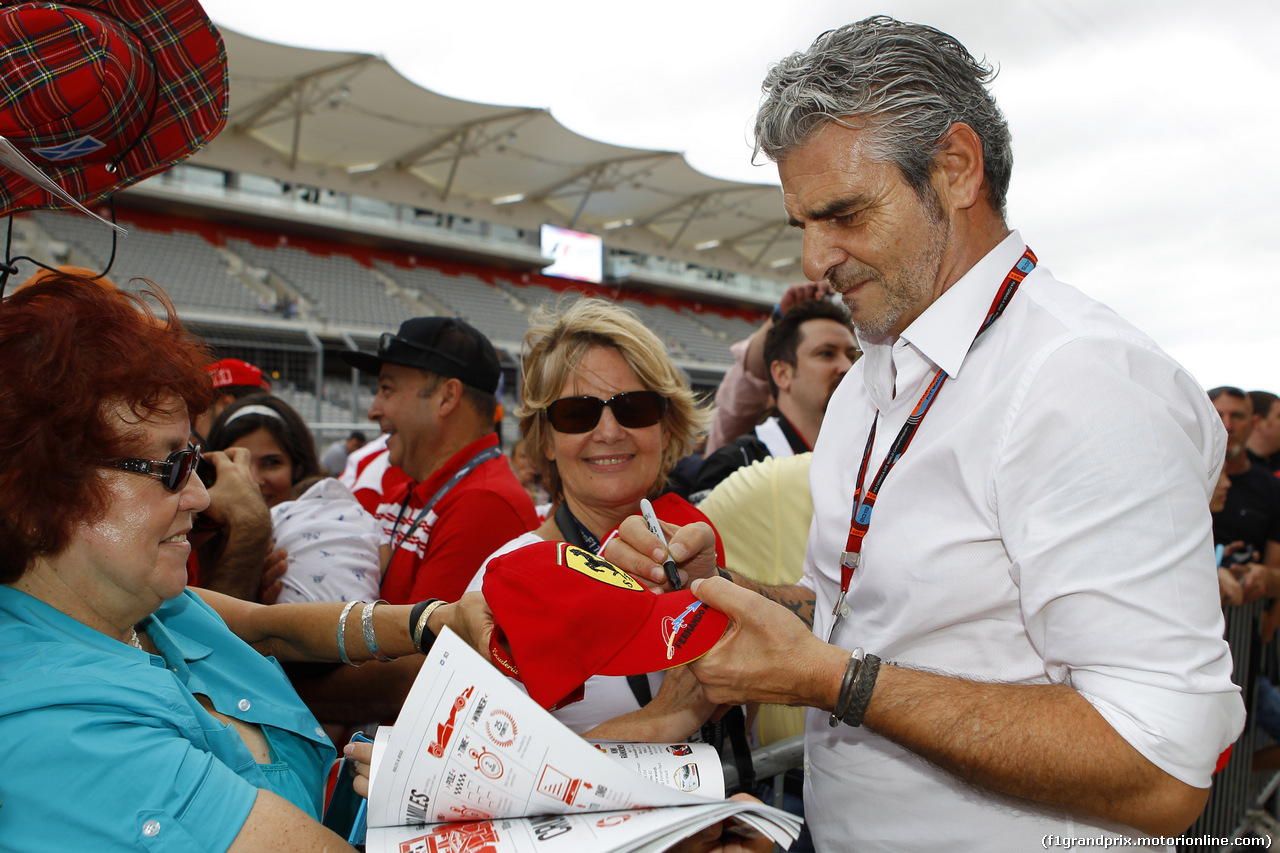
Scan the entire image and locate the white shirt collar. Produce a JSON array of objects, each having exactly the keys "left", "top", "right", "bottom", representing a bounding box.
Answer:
[
  {"left": 900, "top": 230, "right": 1026, "bottom": 380},
  {"left": 858, "top": 230, "right": 1026, "bottom": 406}
]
